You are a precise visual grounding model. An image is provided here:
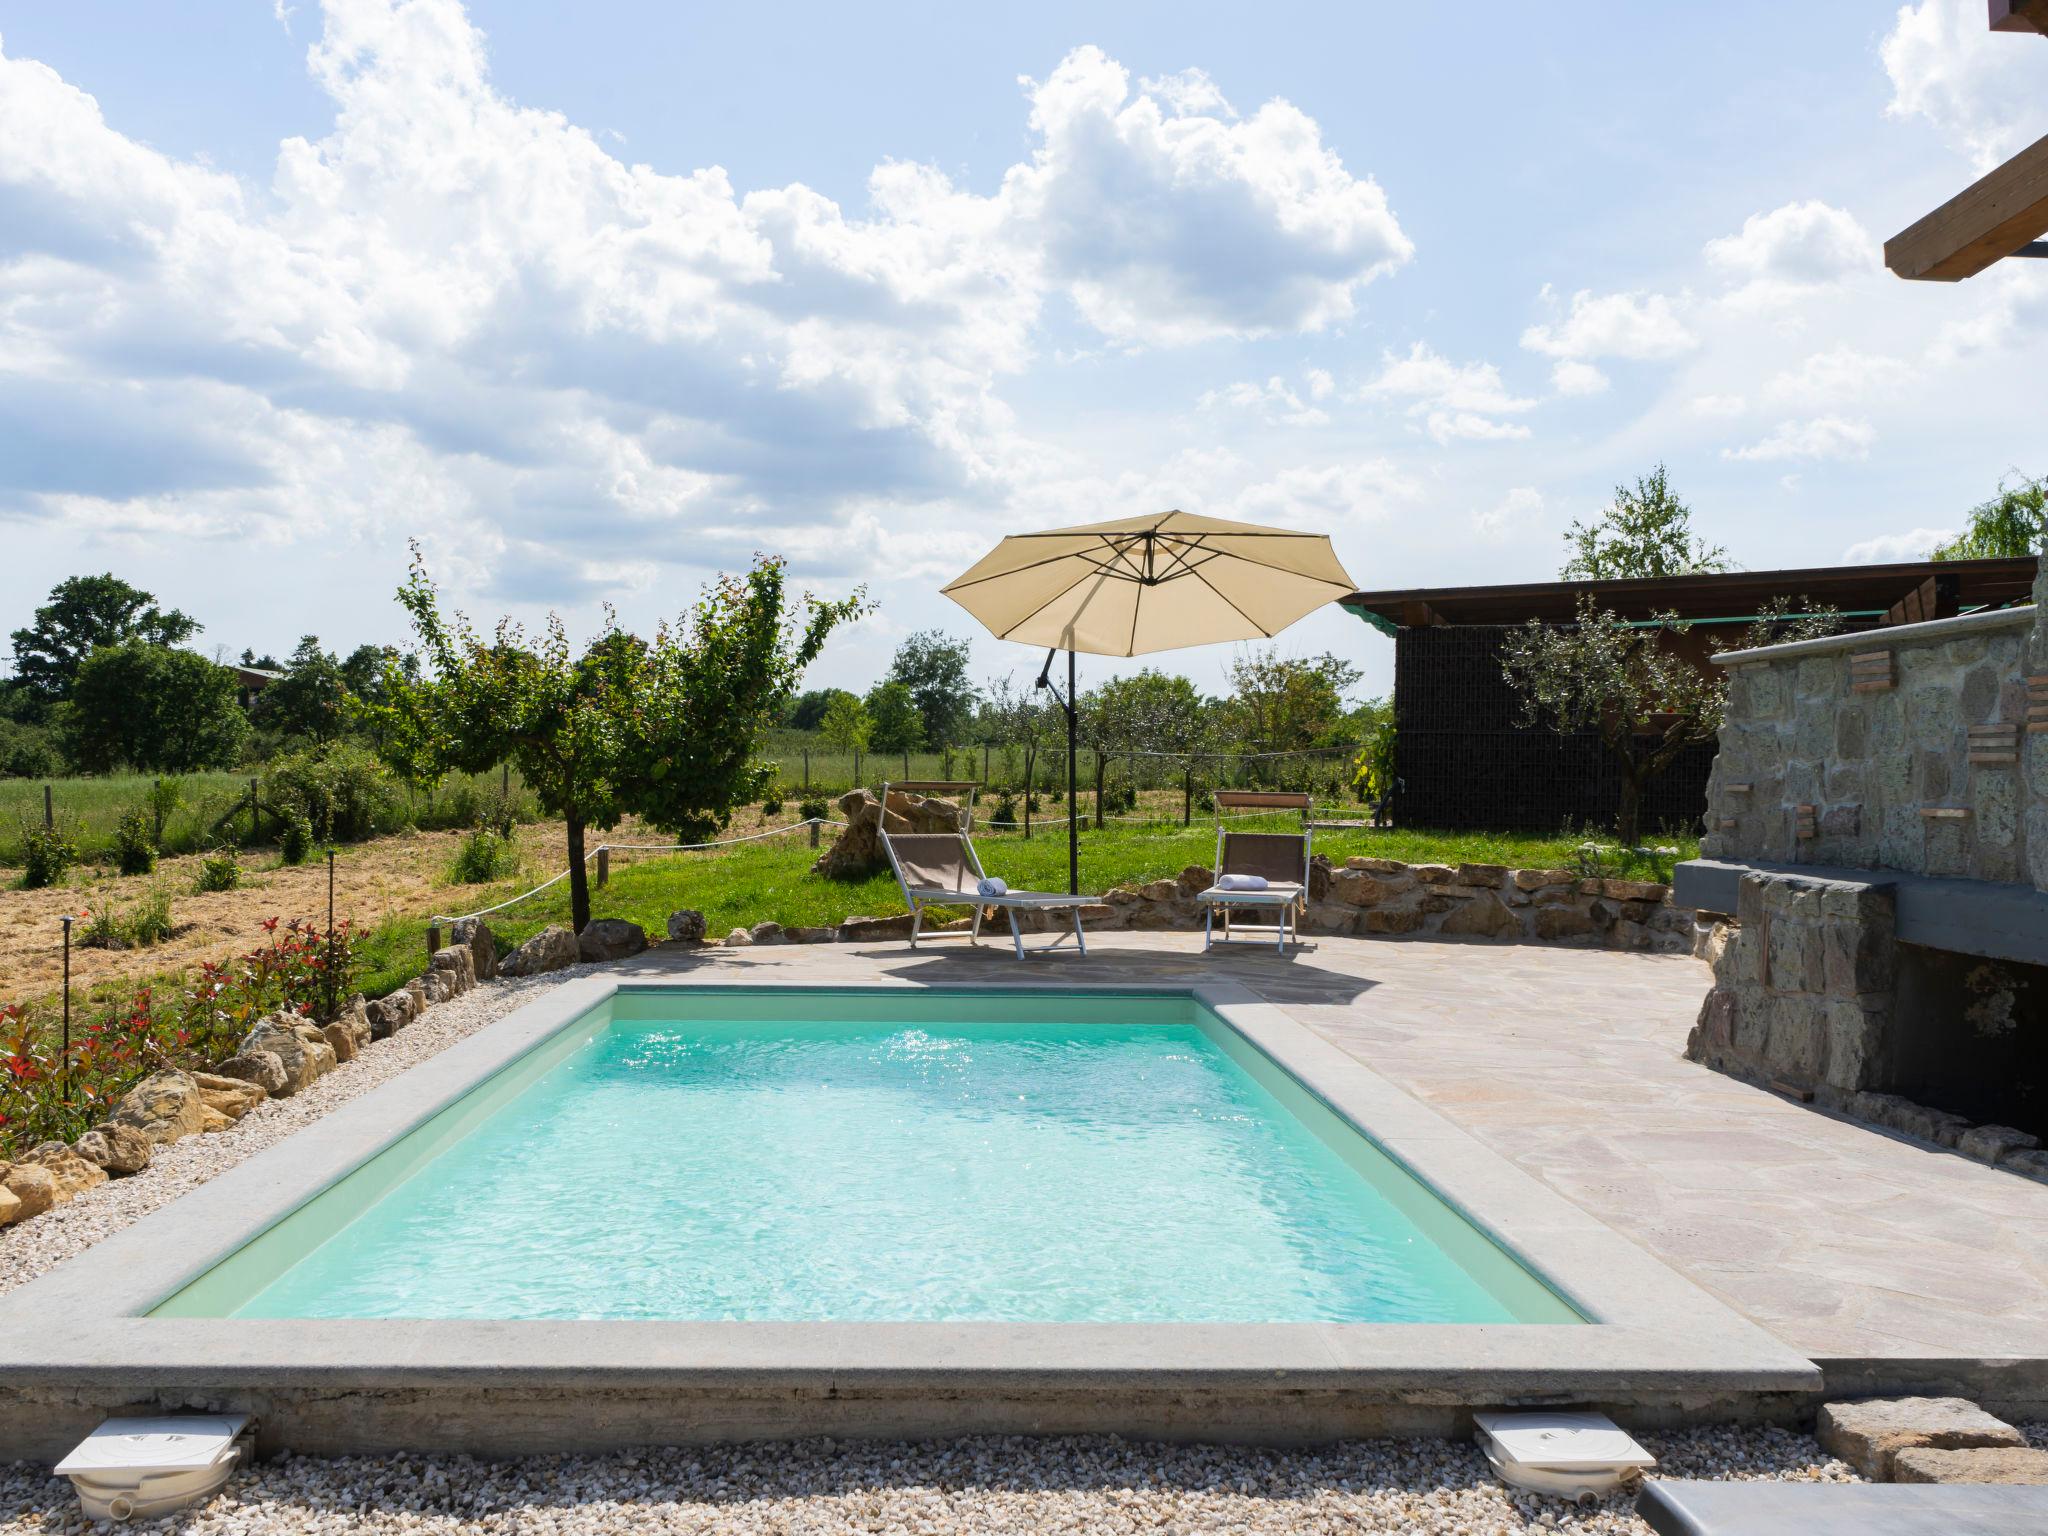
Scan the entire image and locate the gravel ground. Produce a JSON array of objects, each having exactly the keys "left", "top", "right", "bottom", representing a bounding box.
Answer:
[
  {"left": 0, "top": 965, "right": 601, "bottom": 1298},
  {"left": 0, "top": 1426, "right": 1863, "bottom": 1535}
]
